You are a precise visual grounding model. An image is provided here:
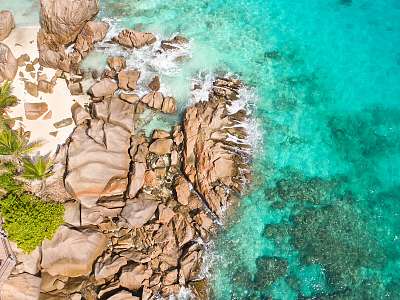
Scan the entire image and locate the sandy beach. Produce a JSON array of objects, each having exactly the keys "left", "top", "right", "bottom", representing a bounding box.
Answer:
[{"left": 3, "top": 26, "right": 90, "bottom": 156}]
